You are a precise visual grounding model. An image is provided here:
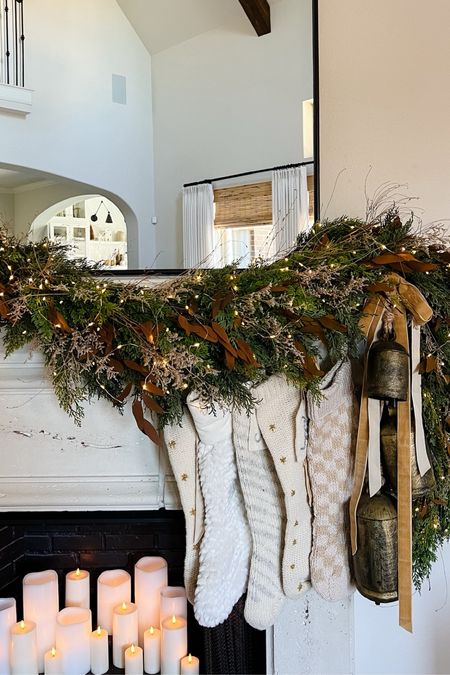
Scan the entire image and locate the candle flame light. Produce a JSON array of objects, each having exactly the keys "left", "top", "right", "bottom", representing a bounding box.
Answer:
[
  {"left": 97, "top": 626, "right": 102, "bottom": 636},
  {"left": 171, "top": 615, "right": 176, "bottom": 625},
  {"left": 76, "top": 568, "right": 80, "bottom": 576},
  {"left": 122, "top": 602, "right": 127, "bottom": 610},
  {"left": 51, "top": 648, "right": 56, "bottom": 658},
  {"left": 20, "top": 620, "right": 25, "bottom": 630},
  {"left": 131, "top": 644, "right": 136, "bottom": 654},
  {"left": 188, "top": 654, "right": 192, "bottom": 663},
  {"left": 150, "top": 626, "right": 154, "bottom": 635}
]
